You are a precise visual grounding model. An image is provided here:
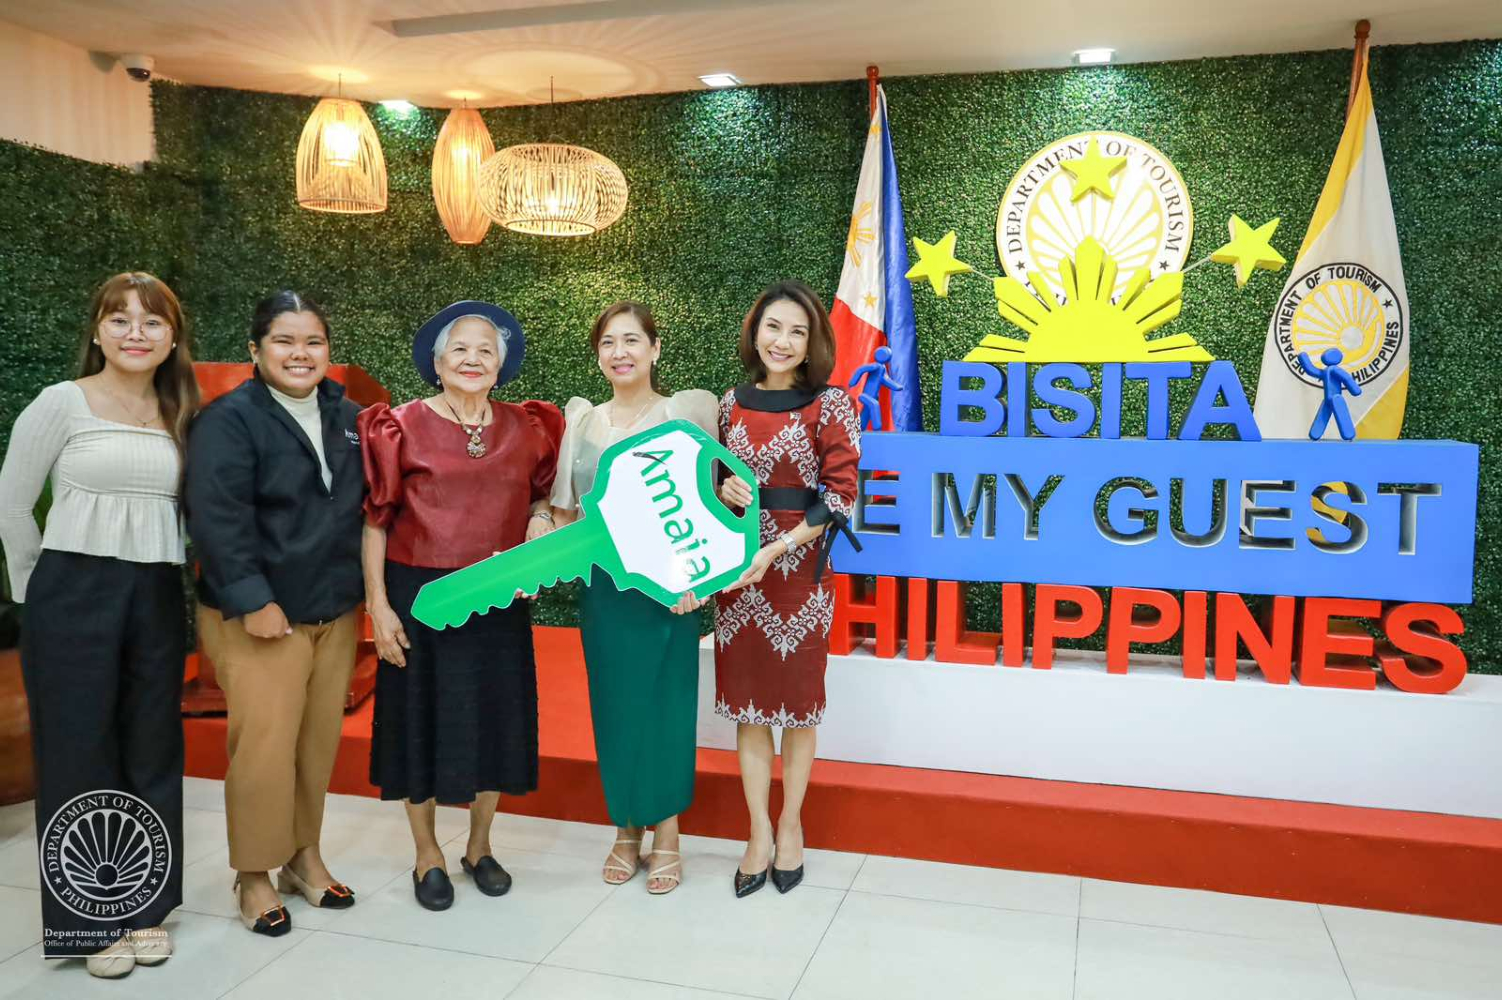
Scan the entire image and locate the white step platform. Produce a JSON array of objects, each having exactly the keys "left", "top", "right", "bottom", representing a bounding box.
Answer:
[{"left": 697, "top": 638, "right": 1502, "bottom": 819}]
